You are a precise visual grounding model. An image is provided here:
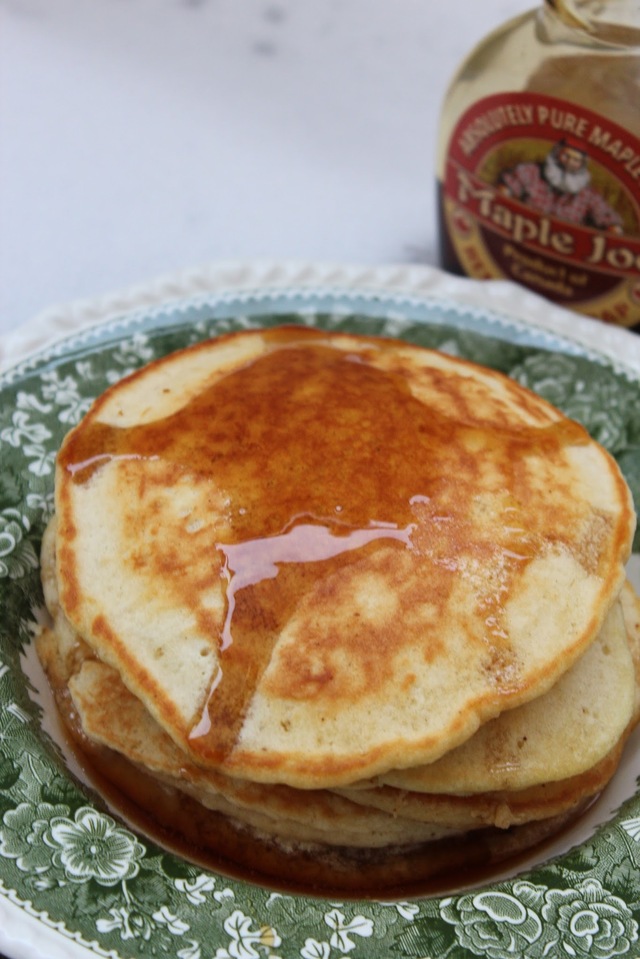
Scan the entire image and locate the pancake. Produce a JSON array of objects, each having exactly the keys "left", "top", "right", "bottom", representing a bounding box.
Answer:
[
  {"left": 35, "top": 573, "right": 640, "bottom": 892},
  {"left": 38, "top": 611, "right": 635, "bottom": 836},
  {"left": 337, "top": 743, "right": 628, "bottom": 830},
  {"left": 370, "top": 596, "right": 636, "bottom": 795},
  {"left": 40, "top": 516, "right": 640, "bottom": 810},
  {"left": 37, "top": 552, "right": 640, "bottom": 831},
  {"left": 49, "top": 326, "right": 636, "bottom": 789}
]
